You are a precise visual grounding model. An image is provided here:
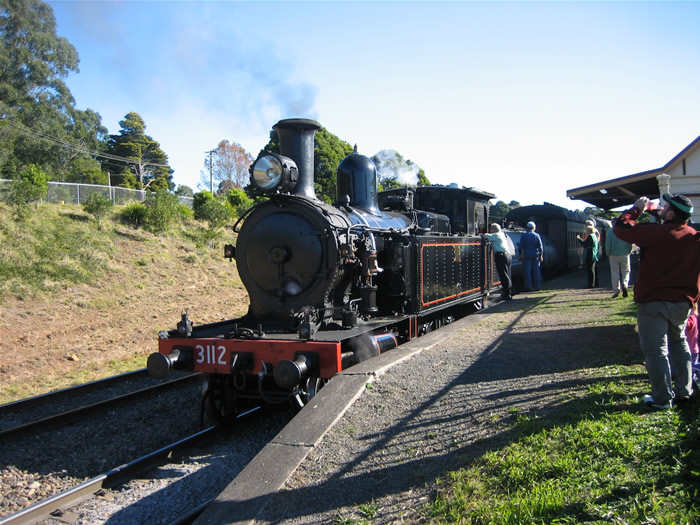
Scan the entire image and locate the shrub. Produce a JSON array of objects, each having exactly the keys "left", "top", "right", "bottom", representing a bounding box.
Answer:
[
  {"left": 83, "top": 193, "right": 114, "bottom": 222},
  {"left": 226, "top": 188, "right": 253, "bottom": 218},
  {"left": 193, "top": 190, "right": 215, "bottom": 221},
  {"left": 143, "top": 190, "right": 182, "bottom": 234},
  {"left": 118, "top": 201, "right": 148, "bottom": 227},
  {"left": 5, "top": 164, "right": 48, "bottom": 219},
  {"left": 198, "top": 198, "right": 233, "bottom": 229},
  {"left": 178, "top": 203, "right": 194, "bottom": 220}
]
